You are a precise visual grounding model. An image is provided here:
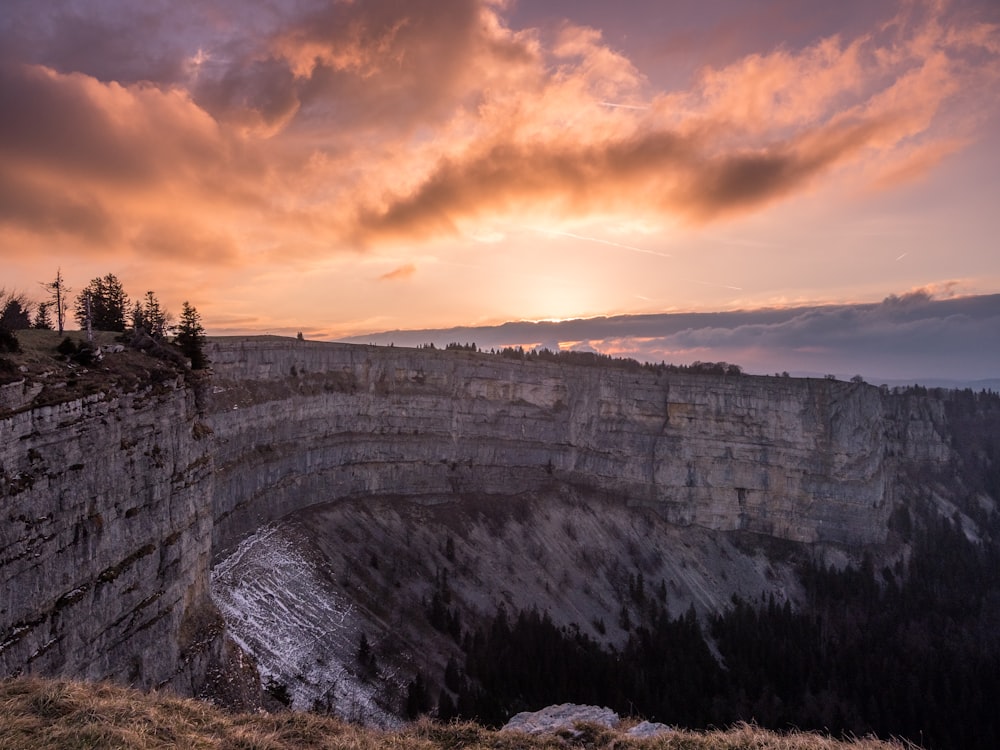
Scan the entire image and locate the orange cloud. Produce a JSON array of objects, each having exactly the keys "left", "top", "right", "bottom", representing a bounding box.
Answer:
[
  {"left": 0, "top": 0, "right": 996, "bottom": 271},
  {"left": 338, "top": 0, "right": 999, "bottom": 245},
  {"left": 868, "top": 137, "right": 968, "bottom": 190},
  {"left": 350, "top": 111, "right": 914, "bottom": 242}
]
